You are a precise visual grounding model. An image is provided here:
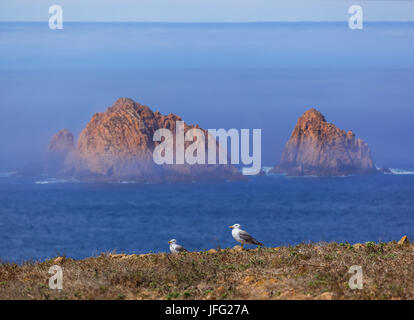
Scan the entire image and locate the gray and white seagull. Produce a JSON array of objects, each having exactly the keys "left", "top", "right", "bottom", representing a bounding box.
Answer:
[
  {"left": 229, "top": 224, "right": 263, "bottom": 249},
  {"left": 168, "top": 239, "right": 188, "bottom": 254}
]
